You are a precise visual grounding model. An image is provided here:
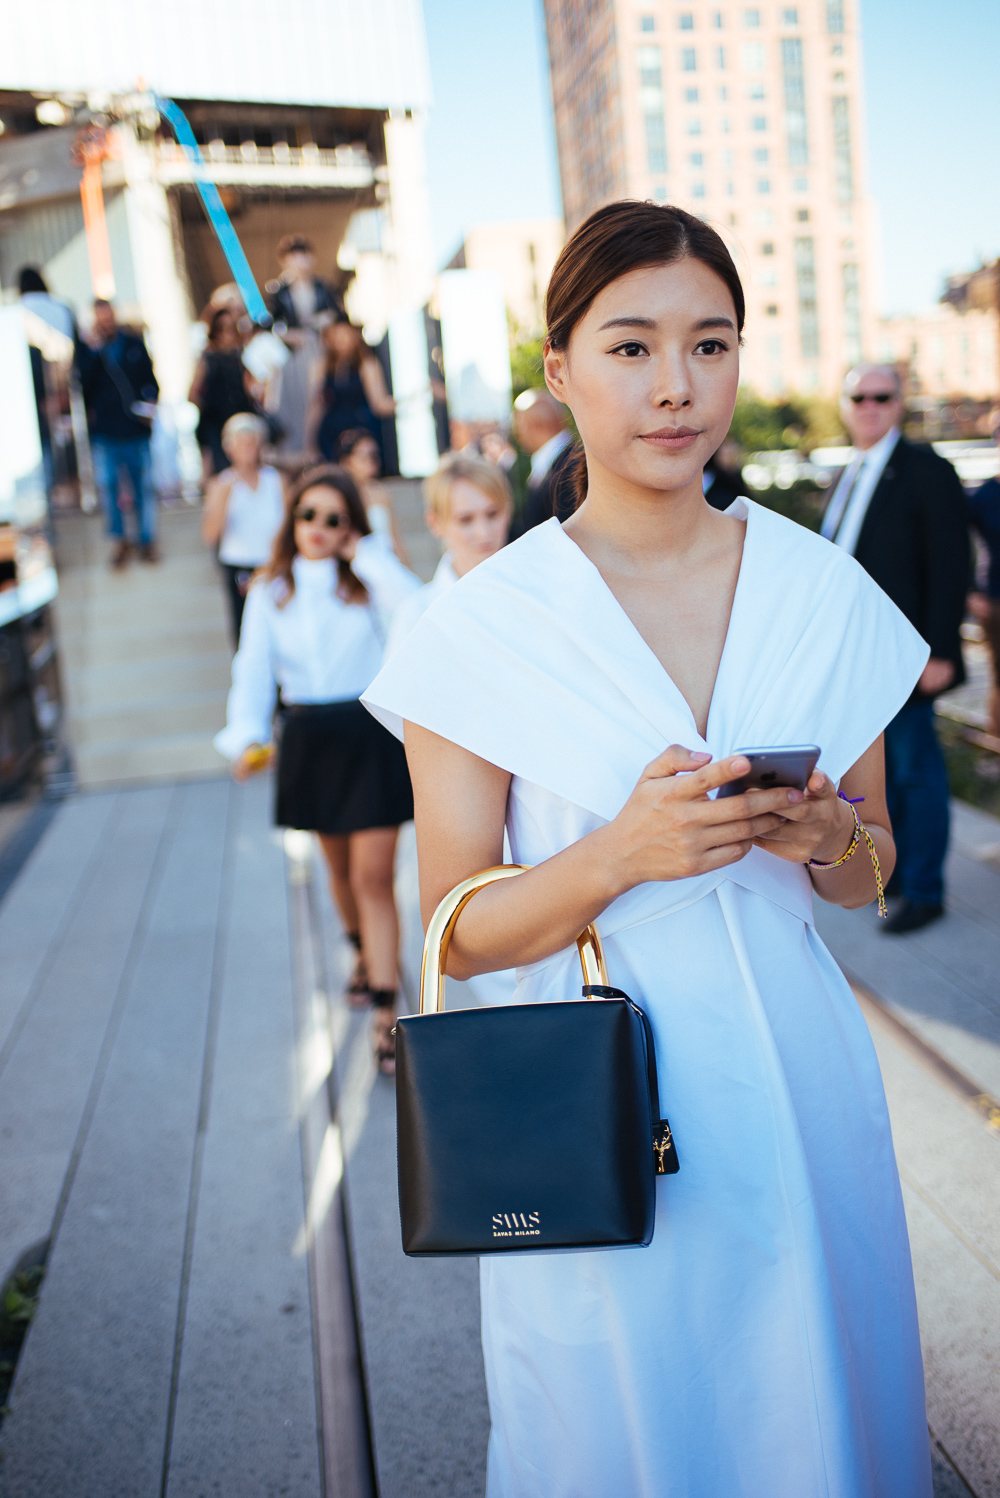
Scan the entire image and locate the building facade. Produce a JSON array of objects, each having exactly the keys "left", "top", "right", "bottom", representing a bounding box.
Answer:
[
  {"left": 542, "top": 0, "right": 876, "bottom": 397},
  {"left": 447, "top": 218, "right": 565, "bottom": 336}
]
